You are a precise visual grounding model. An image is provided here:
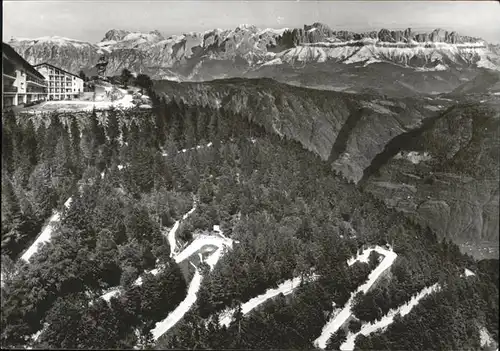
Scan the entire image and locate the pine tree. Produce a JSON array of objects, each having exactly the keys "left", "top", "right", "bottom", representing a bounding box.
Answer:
[
  {"left": 1, "top": 111, "right": 16, "bottom": 174},
  {"left": 1, "top": 177, "right": 22, "bottom": 232},
  {"left": 40, "top": 296, "right": 84, "bottom": 349},
  {"left": 121, "top": 122, "right": 129, "bottom": 146},
  {"left": 12, "top": 128, "right": 33, "bottom": 188},
  {"left": 154, "top": 98, "right": 167, "bottom": 147},
  {"left": 184, "top": 109, "right": 197, "bottom": 148},
  {"left": 29, "top": 162, "right": 57, "bottom": 220},
  {"left": 129, "top": 122, "right": 141, "bottom": 145},
  {"left": 161, "top": 97, "right": 171, "bottom": 130},
  {"left": 52, "top": 132, "right": 74, "bottom": 205},
  {"left": 90, "top": 109, "right": 106, "bottom": 146},
  {"left": 23, "top": 119, "right": 38, "bottom": 167},
  {"left": 42, "top": 117, "right": 60, "bottom": 161},
  {"left": 61, "top": 191, "right": 93, "bottom": 234},
  {"left": 69, "top": 118, "right": 82, "bottom": 177},
  {"left": 218, "top": 108, "right": 231, "bottom": 139},
  {"left": 106, "top": 107, "right": 120, "bottom": 142},
  {"left": 79, "top": 128, "right": 95, "bottom": 167},
  {"left": 95, "top": 230, "right": 121, "bottom": 286},
  {"left": 11, "top": 120, "right": 26, "bottom": 170},
  {"left": 78, "top": 299, "right": 119, "bottom": 349},
  {"left": 325, "top": 328, "right": 347, "bottom": 350},
  {"left": 195, "top": 106, "right": 208, "bottom": 141},
  {"left": 211, "top": 131, "right": 222, "bottom": 175},
  {"left": 208, "top": 108, "right": 219, "bottom": 141},
  {"left": 126, "top": 143, "right": 156, "bottom": 194},
  {"left": 170, "top": 99, "right": 185, "bottom": 147}
]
